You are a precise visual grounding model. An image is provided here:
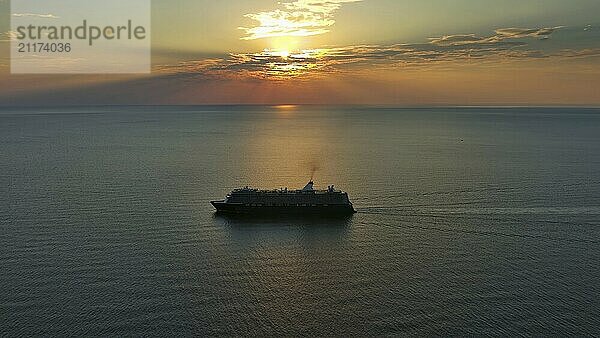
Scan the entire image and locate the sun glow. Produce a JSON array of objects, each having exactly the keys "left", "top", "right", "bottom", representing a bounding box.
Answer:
[
  {"left": 270, "top": 36, "right": 300, "bottom": 55},
  {"left": 270, "top": 50, "right": 291, "bottom": 59},
  {"left": 275, "top": 104, "right": 298, "bottom": 109},
  {"left": 223, "top": 48, "right": 329, "bottom": 79}
]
